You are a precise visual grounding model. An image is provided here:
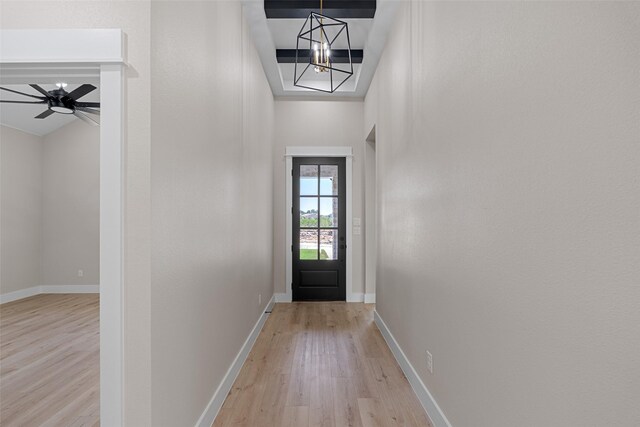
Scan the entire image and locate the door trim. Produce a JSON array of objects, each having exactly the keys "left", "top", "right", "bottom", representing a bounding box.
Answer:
[{"left": 283, "top": 146, "right": 354, "bottom": 302}]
